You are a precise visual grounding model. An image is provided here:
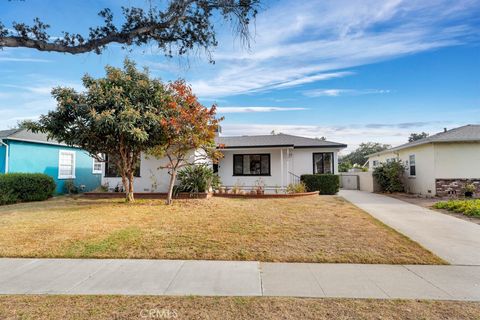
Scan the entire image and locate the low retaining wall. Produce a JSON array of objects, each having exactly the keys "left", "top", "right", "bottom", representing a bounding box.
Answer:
[
  {"left": 84, "top": 192, "right": 212, "bottom": 199},
  {"left": 435, "top": 179, "right": 480, "bottom": 197},
  {"left": 213, "top": 191, "right": 318, "bottom": 199}
]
